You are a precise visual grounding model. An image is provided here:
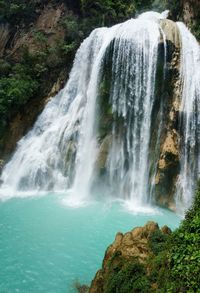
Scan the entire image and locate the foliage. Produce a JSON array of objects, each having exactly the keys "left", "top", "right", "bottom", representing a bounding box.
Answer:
[
  {"left": 0, "top": 62, "right": 39, "bottom": 124},
  {"left": 103, "top": 184, "right": 200, "bottom": 292},
  {"left": 148, "top": 184, "right": 200, "bottom": 291},
  {"left": 105, "top": 259, "right": 150, "bottom": 293},
  {"left": 152, "top": 0, "right": 168, "bottom": 12},
  {"left": 166, "top": 0, "right": 183, "bottom": 20},
  {"left": 81, "top": 0, "right": 135, "bottom": 32},
  {"left": 167, "top": 184, "right": 200, "bottom": 292},
  {"left": 0, "top": 0, "right": 35, "bottom": 24},
  {"left": 166, "top": 0, "right": 200, "bottom": 40},
  {"left": 0, "top": 0, "right": 137, "bottom": 139},
  {"left": 148, "top": 229, "right": 168, "bottom": 255}
]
